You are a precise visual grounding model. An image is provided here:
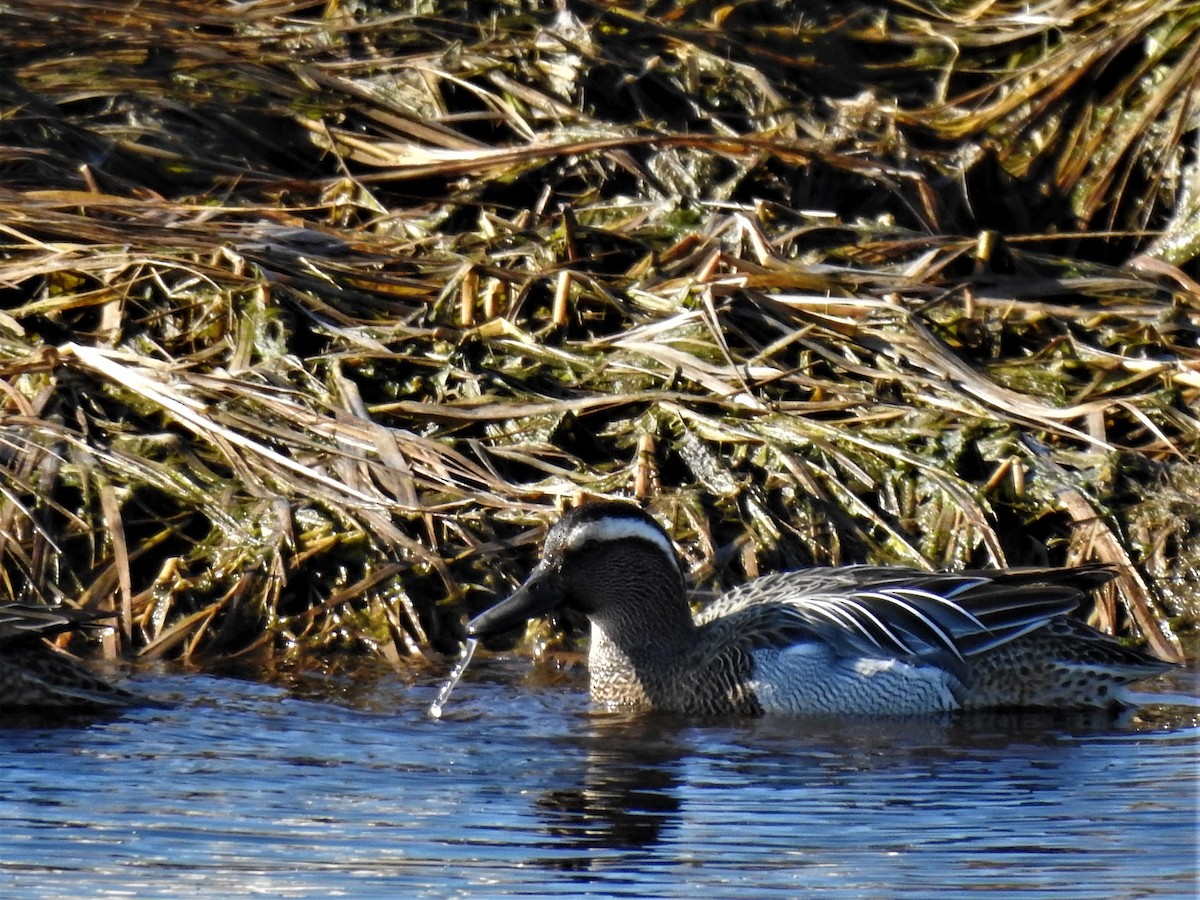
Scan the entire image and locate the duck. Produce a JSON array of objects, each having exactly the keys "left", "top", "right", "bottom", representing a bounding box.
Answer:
[
  {"left": 0, "top": 603, "right": 141, "bottom": 711},
  {"left": 467, "top": 501, "right": 1176, "bottom": 716}
]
